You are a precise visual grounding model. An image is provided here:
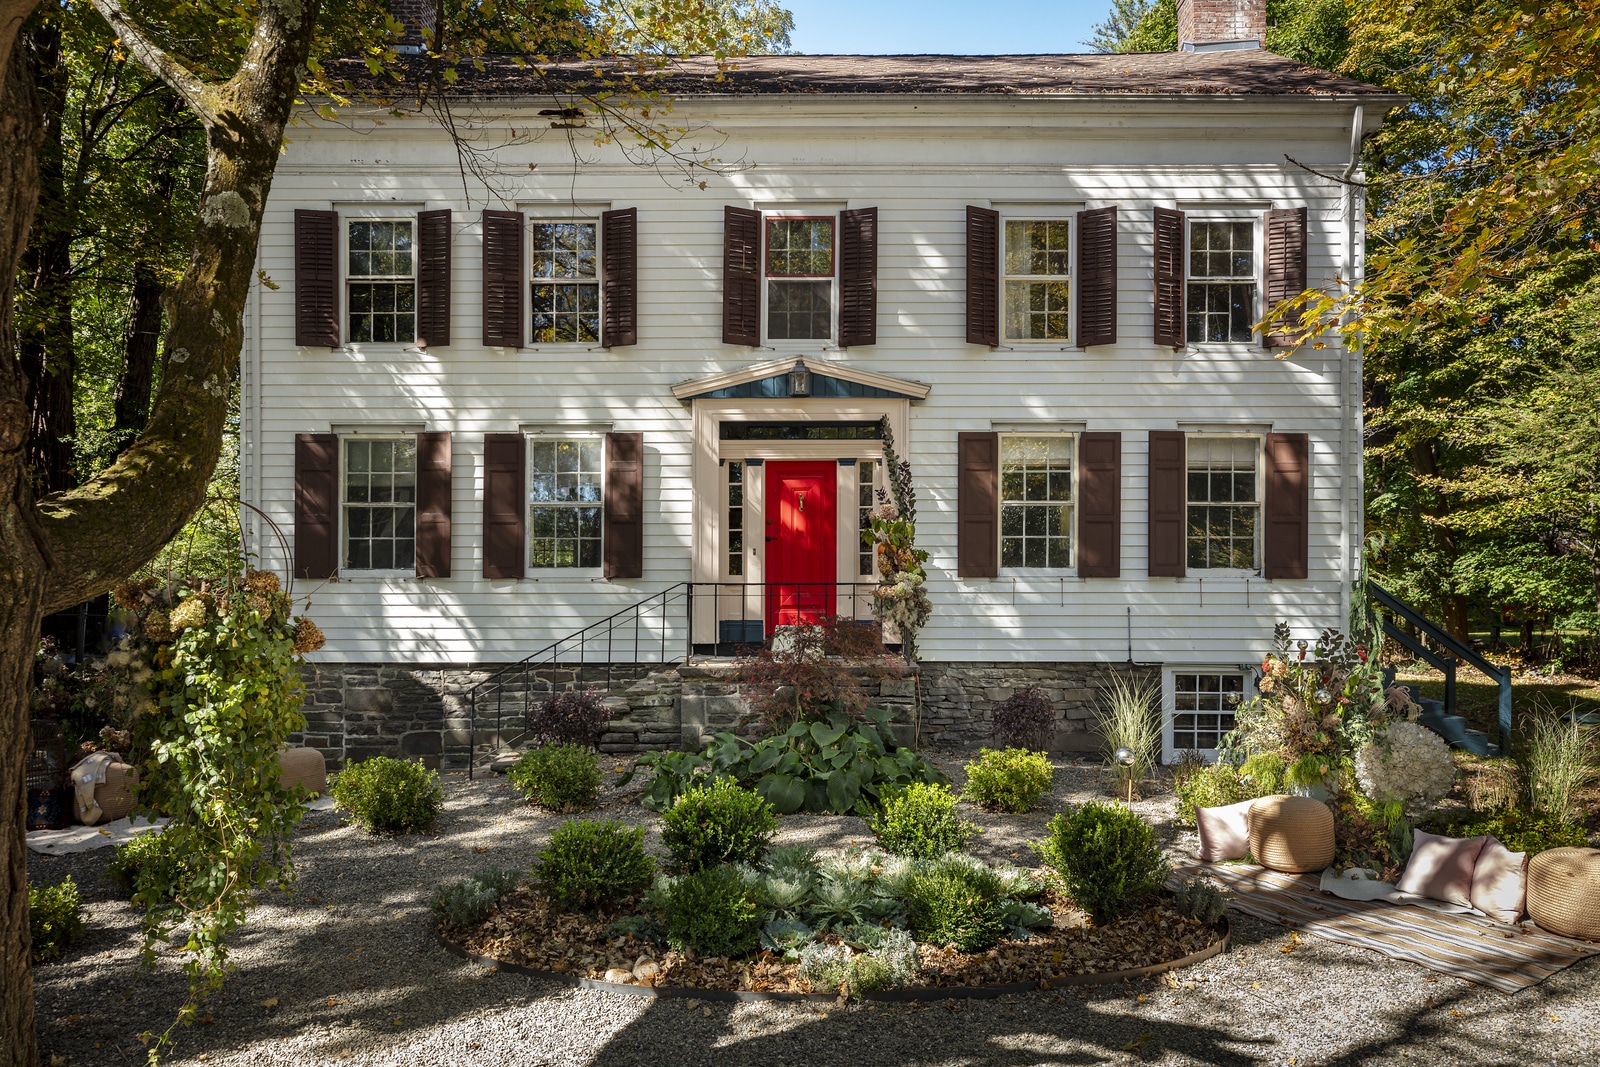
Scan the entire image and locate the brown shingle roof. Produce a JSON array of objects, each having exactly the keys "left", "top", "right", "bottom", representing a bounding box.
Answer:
[{"left": 327, "top": 50, "right": 1395, "bottom": 99}]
